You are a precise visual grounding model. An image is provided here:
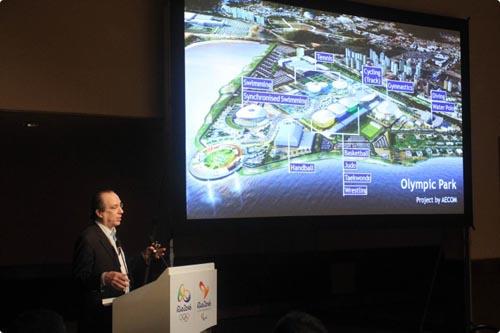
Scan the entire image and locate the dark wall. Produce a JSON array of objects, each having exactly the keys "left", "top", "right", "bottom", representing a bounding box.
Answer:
[
  {"left": 0, "top": 111, "right": 165, "bottom": 267},
  {"left": 0, "top": 0, "right": 163, "bottom": 117}
]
